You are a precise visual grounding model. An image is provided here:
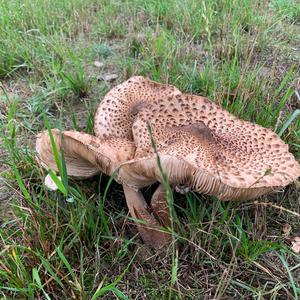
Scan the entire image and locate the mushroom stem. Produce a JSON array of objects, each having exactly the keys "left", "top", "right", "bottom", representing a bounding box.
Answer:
[
  {"left": 123, "top": 185, "right": 170, "bottom": 249},
  {"left": 151, "top": 184, "right": 170, "bottom": 228}
]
